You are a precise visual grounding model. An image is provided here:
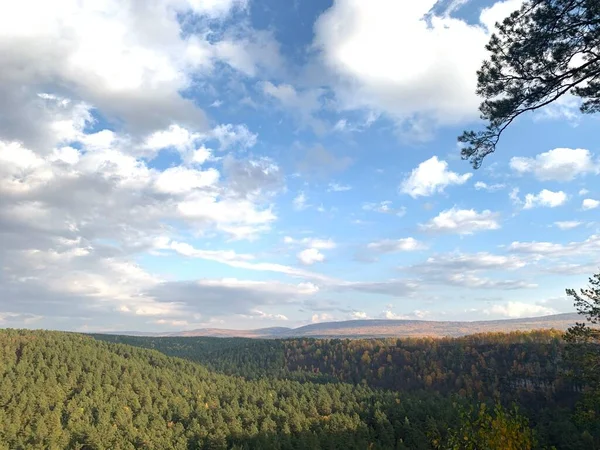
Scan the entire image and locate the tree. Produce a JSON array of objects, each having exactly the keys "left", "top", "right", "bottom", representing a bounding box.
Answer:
[
  {"left": 443, "top": 402, "right": 536, "bottom": 450},
  {"left": 564, "top": 271, "right": 600, "bottom": 423},
  {"left": 459, "top": 0, "right": 600, "bottom": 168}
]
